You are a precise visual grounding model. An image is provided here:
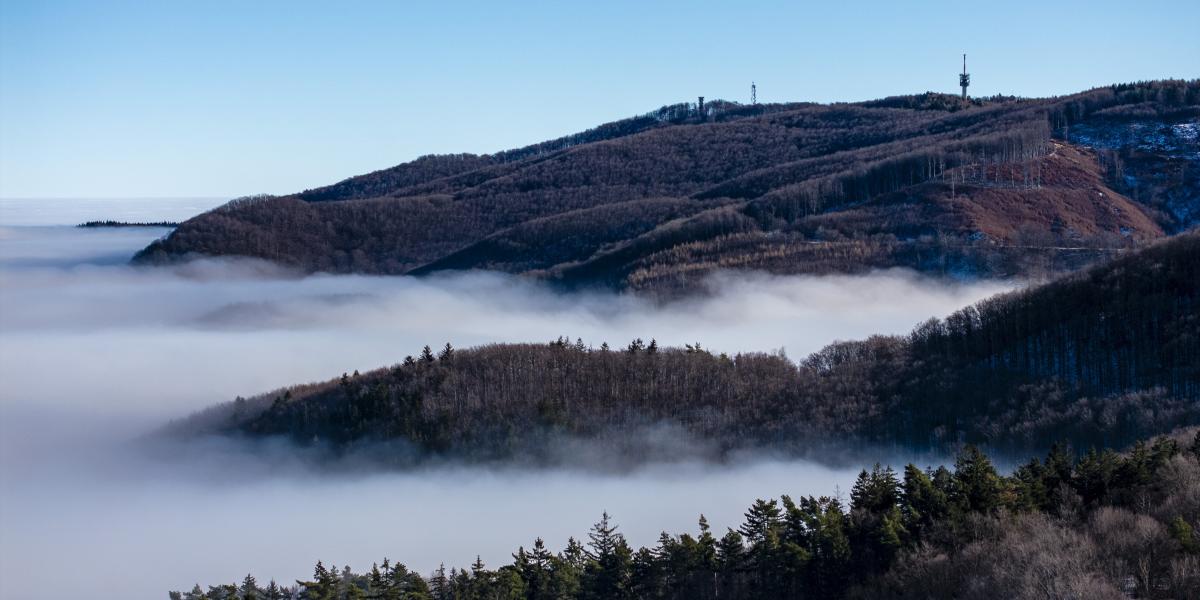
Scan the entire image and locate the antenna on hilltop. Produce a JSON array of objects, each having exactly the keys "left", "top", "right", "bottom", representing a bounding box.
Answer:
[
  {"left": 959, "top": 53, "right": 970, "bottom": 101},
  {"left": 751, "top": 82, "right": 757, "bottom": 105}
]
